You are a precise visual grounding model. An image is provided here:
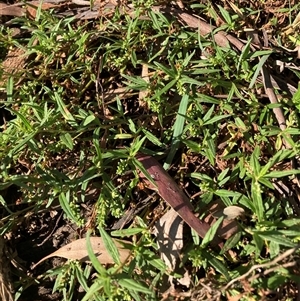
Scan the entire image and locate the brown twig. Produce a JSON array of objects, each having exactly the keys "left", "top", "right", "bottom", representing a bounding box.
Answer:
[
  {"left": 223, "top": 246, "right": 300, "bottom": 291},
  {"left": 248, "top": 261, "right": 297, "bottom": 282}
]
